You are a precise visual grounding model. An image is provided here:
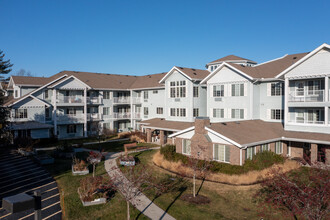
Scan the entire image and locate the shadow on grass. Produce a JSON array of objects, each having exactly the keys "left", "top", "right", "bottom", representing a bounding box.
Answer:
[{"left": 196, "top": 178, "right": 205, "bottom": 196}]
